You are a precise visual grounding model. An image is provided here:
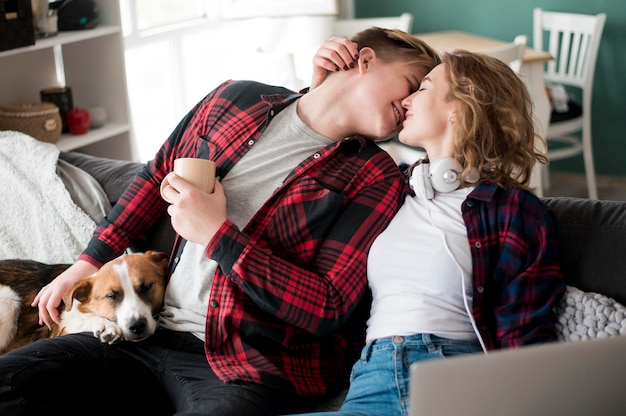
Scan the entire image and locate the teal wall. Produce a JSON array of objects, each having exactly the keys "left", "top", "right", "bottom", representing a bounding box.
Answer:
[{"left": 356, "top": 0, "right": 626, "bottom": 177}]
